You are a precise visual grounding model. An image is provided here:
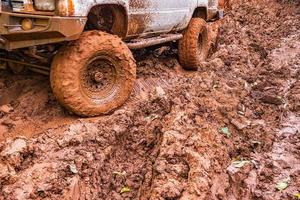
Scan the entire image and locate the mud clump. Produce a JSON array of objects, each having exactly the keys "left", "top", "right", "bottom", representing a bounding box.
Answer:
[{"left": 0, "top": 0, "right": 300, "bottom": 199}]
